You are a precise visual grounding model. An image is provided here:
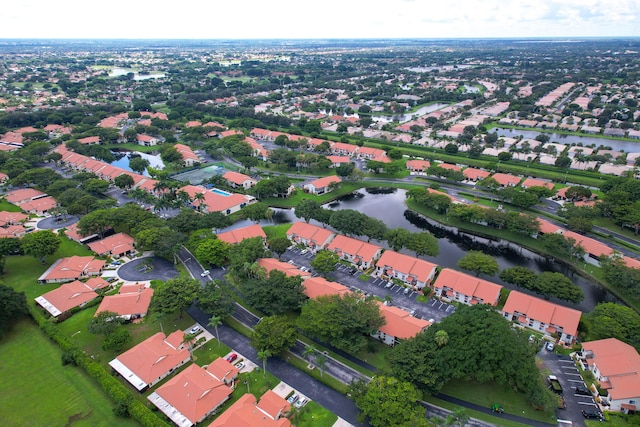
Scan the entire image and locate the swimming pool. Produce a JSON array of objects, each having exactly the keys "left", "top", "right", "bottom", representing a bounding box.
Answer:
[{"left": 211, "top": 188, "right": 231, "bottom": 197}]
